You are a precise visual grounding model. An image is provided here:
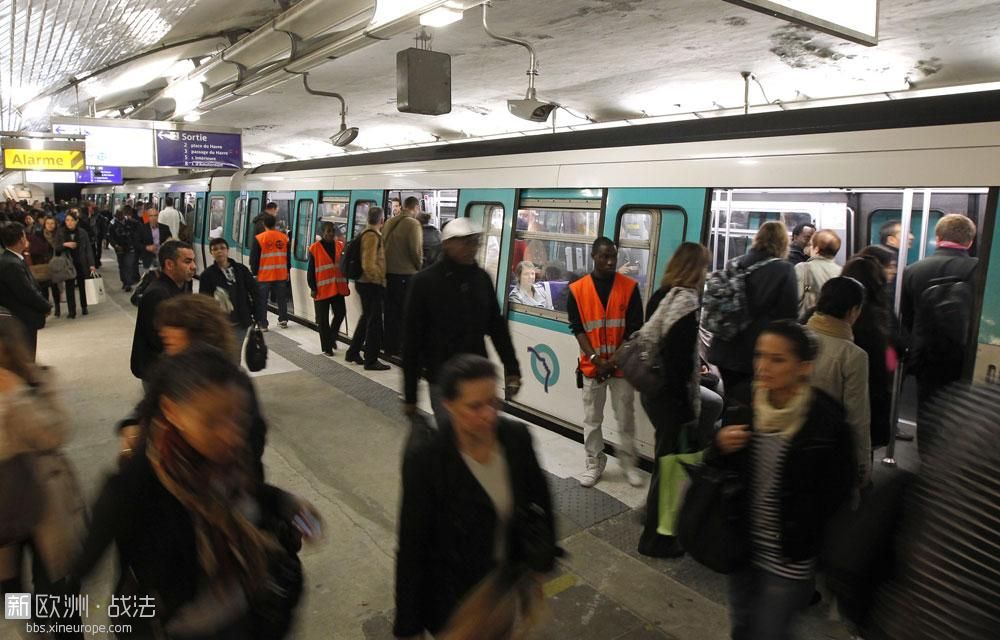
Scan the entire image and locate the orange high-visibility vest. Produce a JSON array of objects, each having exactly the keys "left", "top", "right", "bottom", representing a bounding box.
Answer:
[
  {"left": 308, "top": 240, "right": 349, "bottom": 299},
  {"left": 569, "top": 273, "right": 637, "bottom": 378},
  {"left": 256, "top": 229, "right": 289, "bottom": 282}
]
